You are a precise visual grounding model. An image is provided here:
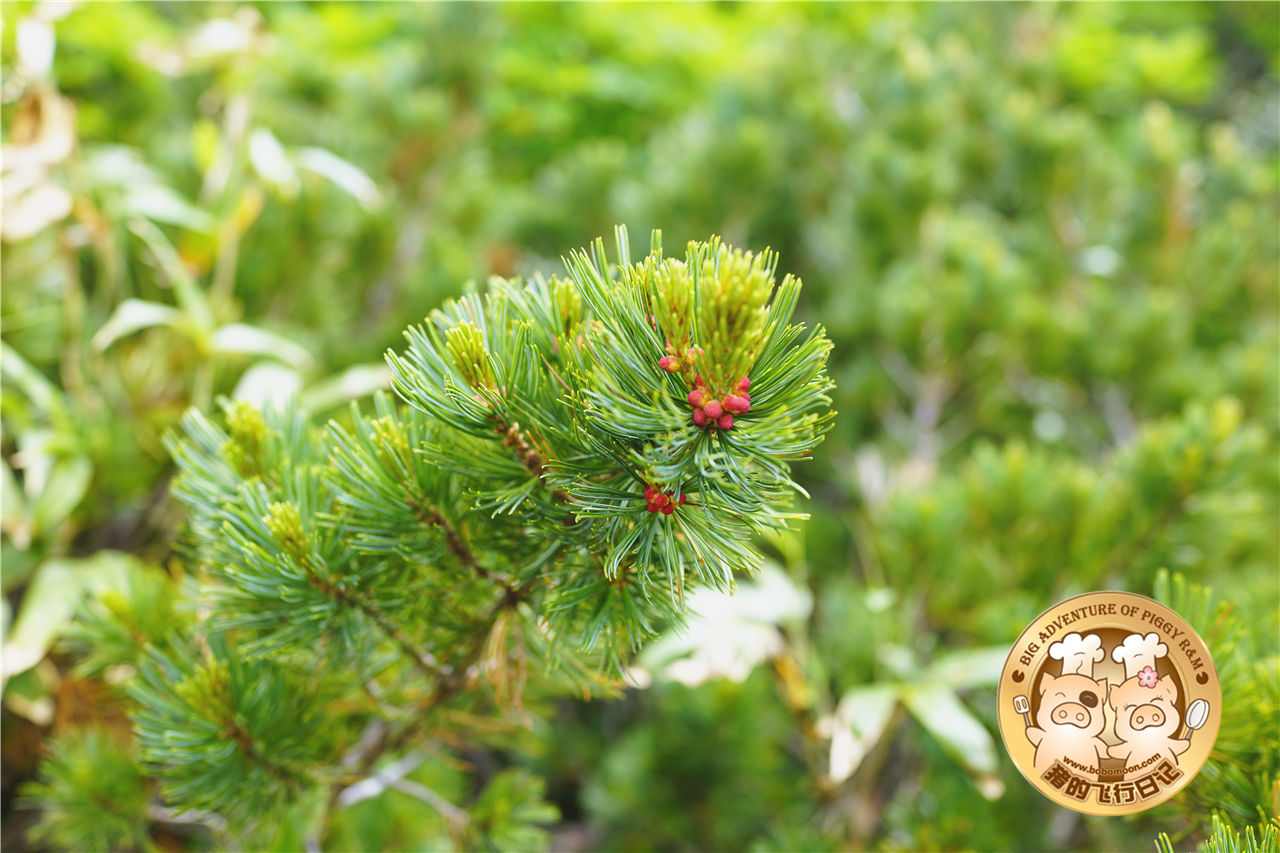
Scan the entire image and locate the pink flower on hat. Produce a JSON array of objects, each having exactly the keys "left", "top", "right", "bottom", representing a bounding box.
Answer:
[{"left": 1137, "top": 665, "right": 1158, "bottom": 688}]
